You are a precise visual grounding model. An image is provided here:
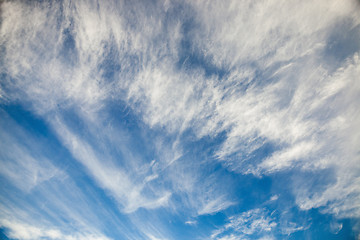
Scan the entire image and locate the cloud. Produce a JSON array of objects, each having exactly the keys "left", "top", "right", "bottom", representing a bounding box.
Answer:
[
  {"left": 185, "top": 220, "right": 197, "bottom": 225},
  {"left": 0, "top": 219, "right": 111, "bottom": 240},
  {"left": 269, "top": 195, "right": 279, "bottom": 202},
  {"left": 116, "top": 0, "right": 360, "bottom": 219},
  {"left": 211, "top": 207, "right": 306, "bottom": 239},
  {"left": 187, "top": 0, "right": 359, "bottom": 68},
  {"left": 0, "top": 111, "right": 148, "bottom": 240},
  {"left": 197, "top": 196, "right": 236, "bottom": 216},
  {"left": 0, "top": 118, "right": 64, "bottom": 192},
  {"left": 0, "top": 1, "right": 106, "bottom": 115},
  {"left": 0, "top": 2, "right": 359, "bottom": 239},
  {"left": 211, "top": 208, "right": 277, "bottom": 240},
  {"left": 145, "top": 234, "right": 168, "bottom": 240},
  {"left": 280, "top": 222, "right": 305, "bottom": 236},
  {"left": 50, "top": 114, "right": 172, "bottom": 213},
  {"left": 330, "top": 221, "right": 343, "bottom": 234}
]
